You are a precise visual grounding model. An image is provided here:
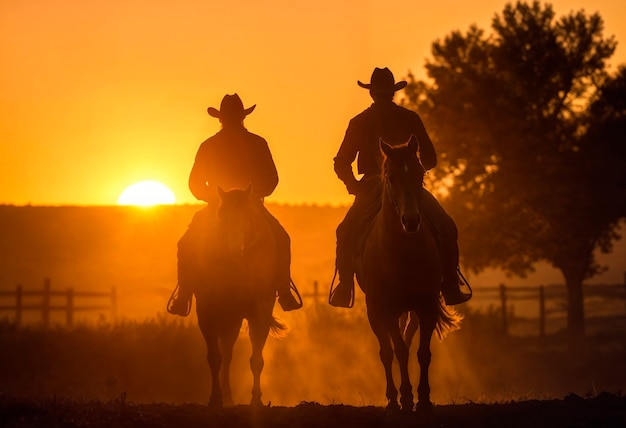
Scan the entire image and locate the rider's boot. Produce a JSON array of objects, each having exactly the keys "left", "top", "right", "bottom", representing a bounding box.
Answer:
[
  {"left": 275, "top": 237, "right": 302, "bottom": 311},
  {"left": 329, "top": 272, "right": 354, "bottom": 308},
  {"left": 278, "top": 282, "right": 303, "bottom": 311},
  {"left": 168, "top": 246, "right": 195, "bottom": 317},
  {"left": 168, "top": 283, "right": 193, "bottom": 316},
  {"left": 441, "top": 268, "right": 471, "bottom": 305},
  {"left": 329, "top": 235, "right": 356, "bottom": 308},
  {"left": 329, "top": 248, "right": 355, "bottom": 308}
]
